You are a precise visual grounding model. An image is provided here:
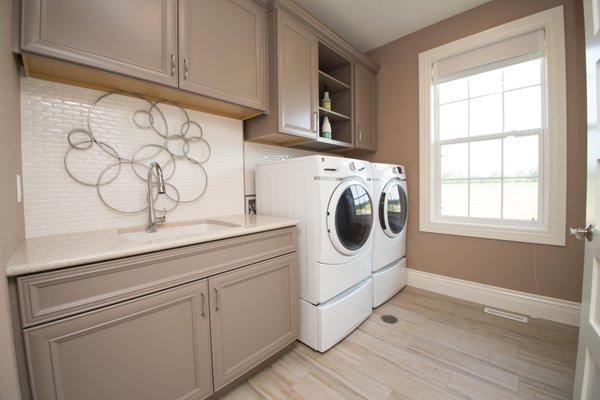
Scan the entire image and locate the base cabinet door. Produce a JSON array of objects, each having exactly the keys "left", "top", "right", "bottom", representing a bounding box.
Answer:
[
  {"left": 24, "top": 280, "right": 213, "bottom": 400},
  {"left": 209, "top": 254, "right": 299, "bottom": 390},
  {"left": 21, "top": 0, "right": 179, "bottom": 87},
  {"left": 178, "top": 0, "right": 267, "bottom": 110},
  {"left": 354, "top": 63, "right": 376, "bottom": 150}
]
